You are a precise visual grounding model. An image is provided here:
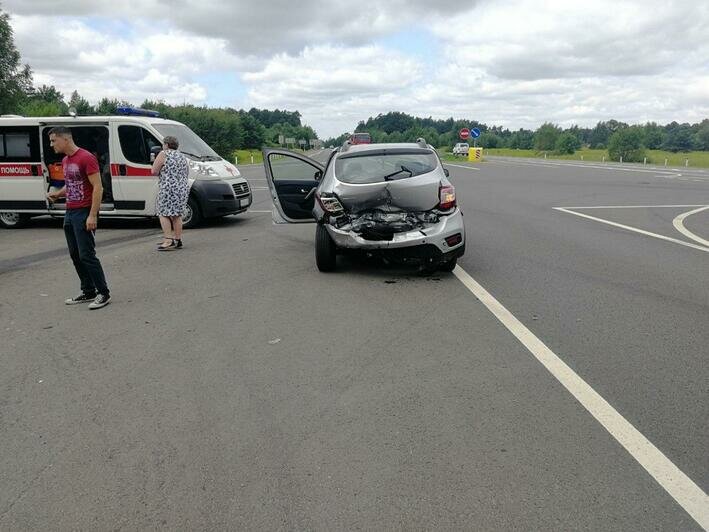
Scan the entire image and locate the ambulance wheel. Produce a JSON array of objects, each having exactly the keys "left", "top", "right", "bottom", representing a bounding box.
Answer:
[
  {"left": 182, "top": 197, "right": 202, "bottom": 229},
  {"left": 0, "top": 212, "right": 29, "bottom": 229}
]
